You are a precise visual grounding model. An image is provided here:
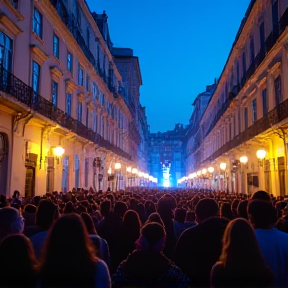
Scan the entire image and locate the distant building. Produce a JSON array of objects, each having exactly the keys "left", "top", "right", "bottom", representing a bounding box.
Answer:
[
  {"left": 185, "top": 83, "right": 217, "bottom": 175},
  {"left": 148, "top": 124, "right": 188, "bottom": 187}
]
